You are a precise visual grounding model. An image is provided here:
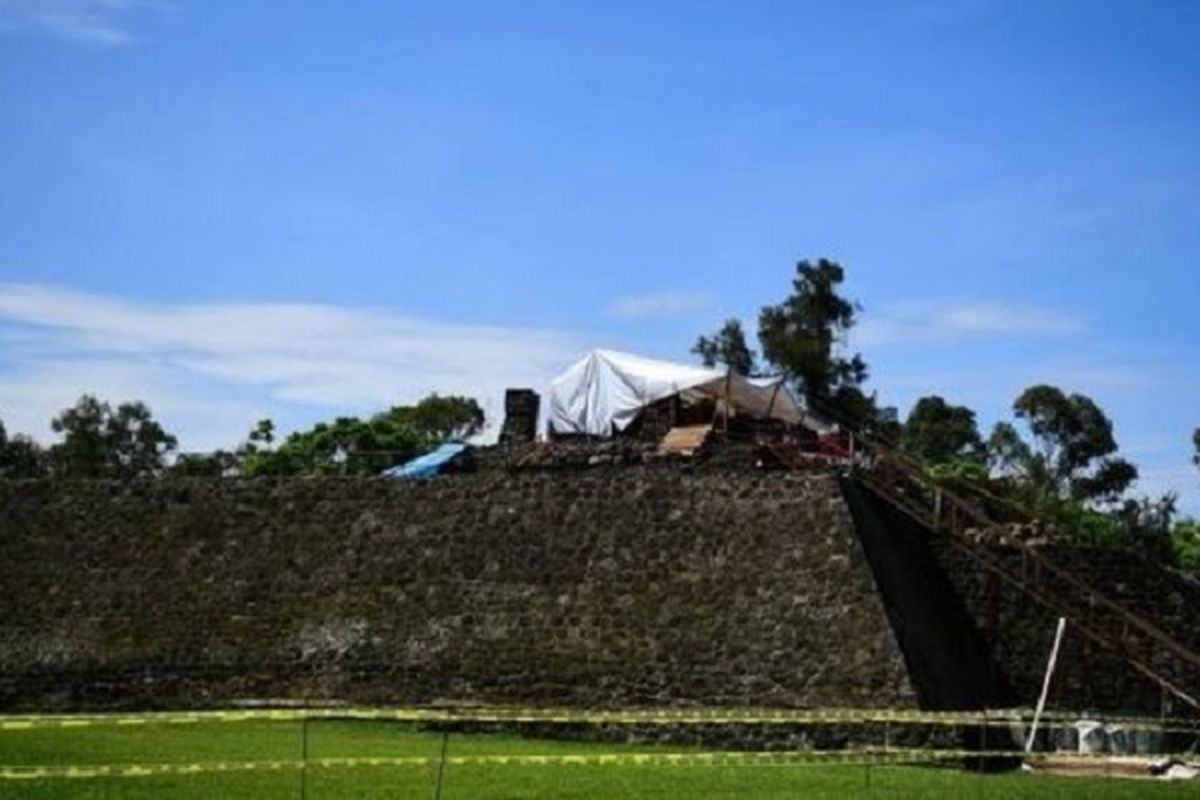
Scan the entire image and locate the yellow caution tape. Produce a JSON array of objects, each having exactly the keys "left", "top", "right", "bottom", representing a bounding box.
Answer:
[
  {"left": 4, "top": 747, "right": 1198, "bottom": 781},
  {"left": 0, "top": 750, "right": 1012, "bottom": 780},
  {"left": 2, "top": 705, "right": 1196, "bottom": 732}
]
